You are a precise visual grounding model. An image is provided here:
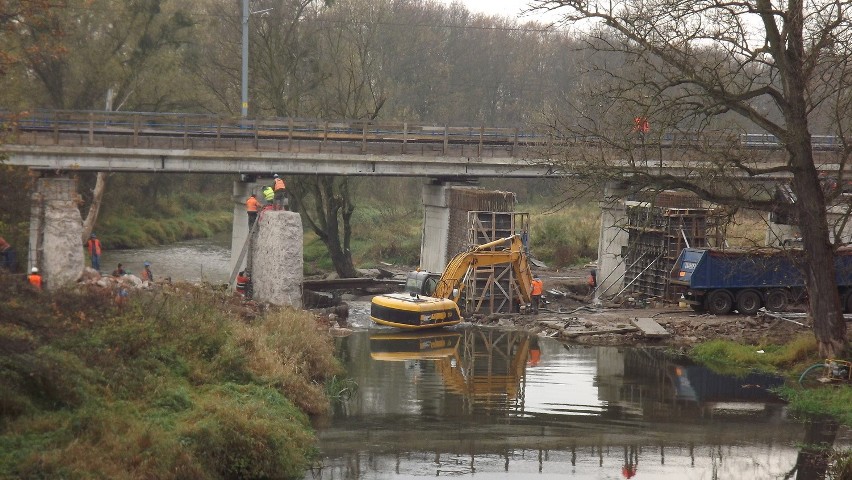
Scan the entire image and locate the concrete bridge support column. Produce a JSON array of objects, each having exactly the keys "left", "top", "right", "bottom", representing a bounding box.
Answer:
[
  {"left": 29, "top": 177, "right": 84, "bottom": 290},
  {"left": 595, "top": 181, "right": 630, "bottom": 302},
  {"left": 251, "top": 211, "right": 302, "bottom": 307},
  {"left": 420, "top": 182, "right": 451, "bottom": 274},
  {"left": 229, "top": 180, "right": 263, "bottom": 279}
]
